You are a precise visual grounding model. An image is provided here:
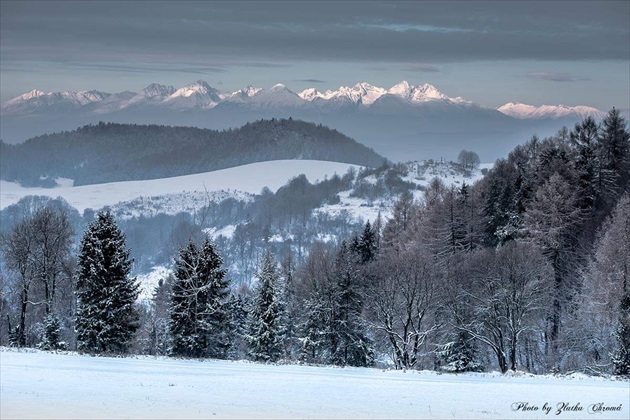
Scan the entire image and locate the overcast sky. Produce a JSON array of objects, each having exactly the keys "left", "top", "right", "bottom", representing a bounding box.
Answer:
[{"left": 1, "top": 0, "right": 628, "bottom": 109}]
